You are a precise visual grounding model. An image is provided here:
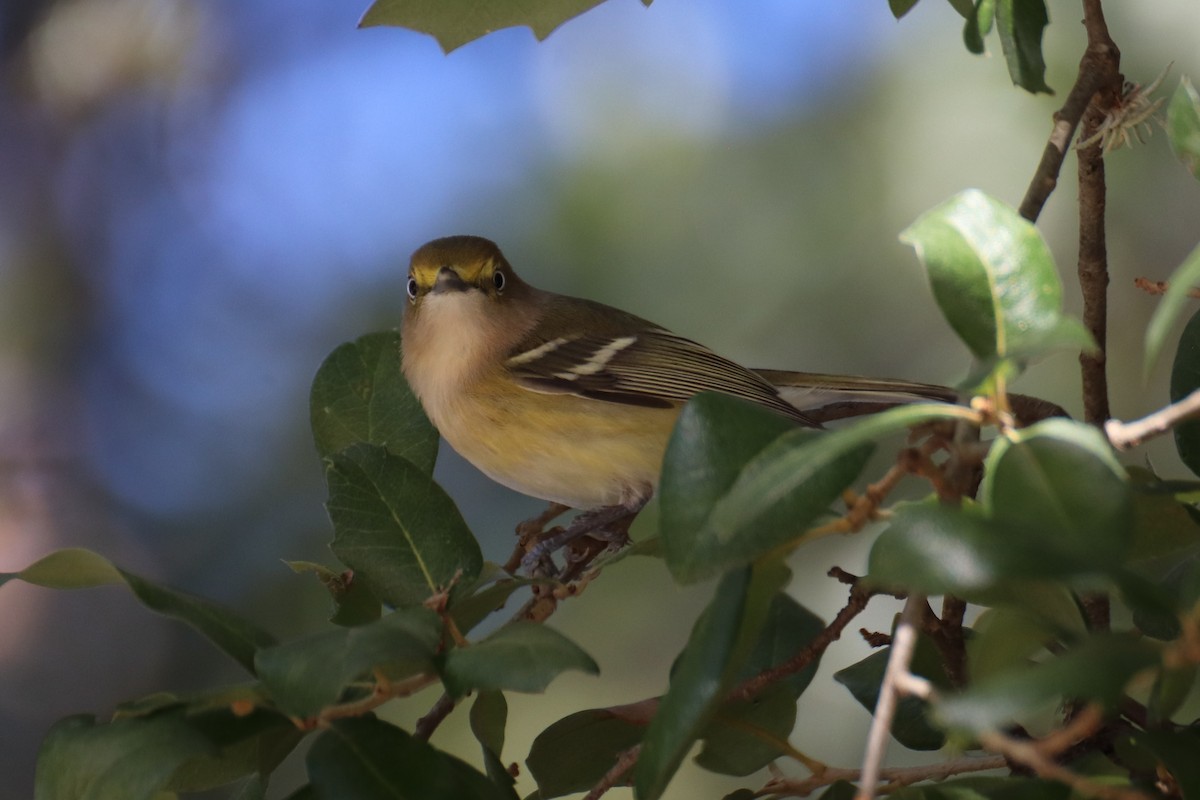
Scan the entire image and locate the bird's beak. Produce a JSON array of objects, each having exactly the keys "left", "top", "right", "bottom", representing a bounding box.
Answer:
[{"left": 432, "top": 266, "right": 470, "bottom": 294}]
